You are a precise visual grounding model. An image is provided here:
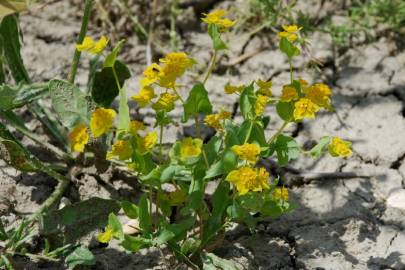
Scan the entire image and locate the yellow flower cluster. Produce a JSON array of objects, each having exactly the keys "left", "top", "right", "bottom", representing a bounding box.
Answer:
[
  {"left": 204, "top": 110, "right": 232, "bottom": 131},
  {"left": 232, "top": 143, "right": 261, "bottom": 164},
  {"left": 138, "top": 131, "right": 158, "bottom": 154},
  {"left": 68, "top": 124, "right": 89, "bottom": 152},
  {"left": 76, "top": 36, "right": 109, "bottom": 55},
  {"left": 328, "top": 137, "right": 352, "bottom": 157},
  {"left": 107, "top": 140, "right": 133, "bottom": 161},
  {"left": 180, "top": 137, "right": 203, "bottom": 161},
  {"left": 278, "top": 25, "right": 301, "bottom": 42},
  {"left": 224, "top": 83, "right": 244, "bottom": 95},
  {"left": 255, "top": 95, "right": 269, "bottom": 116},
  {"left": 280, "top": 85, "right": 299, "bottom": 102},
  {"left": 129, "top": 120, "right": 145, "bottom": 135},
  {"left": 256, "top": 79, "right": 273, "bottom": 96},
  {"left": 152, "top": 92, "right": 178, "bottom": 112},
  {"left": 273, "top": 187, "right": 289, "bottom": 201},
  {"left": 201, "top": 9, "right": 236, "bottom": 31},
  {"left": 132, "top": 86, "right": 156, "bottom": 108},
  {"left": 90, "top": 108, "right": 117, "bottom": 138},
  {"left": 226, "top": 167, "right": 270, "bottom": 195}
]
